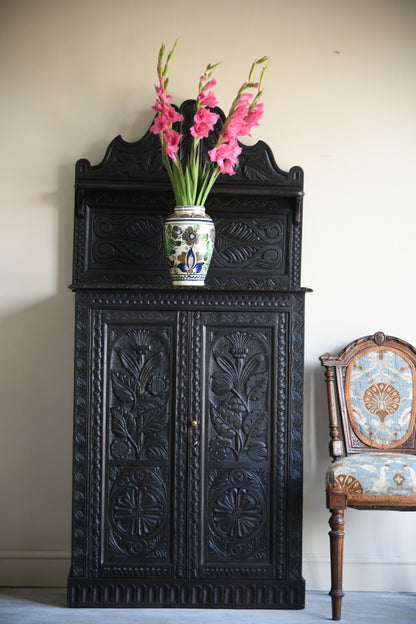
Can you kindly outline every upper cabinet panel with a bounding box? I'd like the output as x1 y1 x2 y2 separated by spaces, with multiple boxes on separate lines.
72 100 304 288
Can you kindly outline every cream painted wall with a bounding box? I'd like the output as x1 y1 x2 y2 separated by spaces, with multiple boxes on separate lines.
1 0 416 591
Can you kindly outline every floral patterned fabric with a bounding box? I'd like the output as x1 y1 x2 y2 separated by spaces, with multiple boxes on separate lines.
346 348 416 449
326 452 416 505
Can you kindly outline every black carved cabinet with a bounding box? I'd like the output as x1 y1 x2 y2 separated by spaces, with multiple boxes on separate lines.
68 101 308 608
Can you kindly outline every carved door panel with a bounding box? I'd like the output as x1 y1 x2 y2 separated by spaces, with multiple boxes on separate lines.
95 307 189 579
189 310 289 581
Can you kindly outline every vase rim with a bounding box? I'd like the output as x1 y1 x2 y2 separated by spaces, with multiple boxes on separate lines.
175 204 205 209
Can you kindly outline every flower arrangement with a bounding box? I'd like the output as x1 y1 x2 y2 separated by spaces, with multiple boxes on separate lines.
150 40 269 207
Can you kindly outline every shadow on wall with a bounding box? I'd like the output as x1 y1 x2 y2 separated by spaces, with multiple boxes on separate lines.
0 160 77 559
303 363 330 494
0 295 74 549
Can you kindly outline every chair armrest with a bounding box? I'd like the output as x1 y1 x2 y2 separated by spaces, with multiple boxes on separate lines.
320 356 344 461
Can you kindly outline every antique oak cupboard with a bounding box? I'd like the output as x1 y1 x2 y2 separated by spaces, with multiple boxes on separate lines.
68 101 308 609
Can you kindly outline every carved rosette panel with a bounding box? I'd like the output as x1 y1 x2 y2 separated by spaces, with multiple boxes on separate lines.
207 468 268 561
208 329 270 463
106 467 169 562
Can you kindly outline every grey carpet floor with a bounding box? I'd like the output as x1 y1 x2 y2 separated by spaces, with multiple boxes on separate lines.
0 588 415 623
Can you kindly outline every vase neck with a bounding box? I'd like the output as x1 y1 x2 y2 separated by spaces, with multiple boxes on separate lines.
174 205 206 216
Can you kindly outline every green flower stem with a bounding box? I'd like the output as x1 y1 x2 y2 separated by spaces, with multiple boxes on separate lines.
196 165 221 206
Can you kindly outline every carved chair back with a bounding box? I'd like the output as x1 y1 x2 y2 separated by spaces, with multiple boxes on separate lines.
320 331 416 461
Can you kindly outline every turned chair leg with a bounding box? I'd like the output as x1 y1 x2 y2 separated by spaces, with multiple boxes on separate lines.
328 504 346 620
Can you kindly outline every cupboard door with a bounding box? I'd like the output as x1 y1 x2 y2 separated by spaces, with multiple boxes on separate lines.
88 305 189 580
190 309 290 582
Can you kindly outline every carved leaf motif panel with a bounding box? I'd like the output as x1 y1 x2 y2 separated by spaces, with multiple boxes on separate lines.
211 213 287 273
91 212 164 268
85 204 170 284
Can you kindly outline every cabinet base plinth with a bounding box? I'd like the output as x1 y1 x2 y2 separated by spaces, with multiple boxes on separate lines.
67 578 305 609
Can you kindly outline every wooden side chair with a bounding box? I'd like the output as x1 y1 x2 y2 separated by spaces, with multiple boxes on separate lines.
320 331 416 620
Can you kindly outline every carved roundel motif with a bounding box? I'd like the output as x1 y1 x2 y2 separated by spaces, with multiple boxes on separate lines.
110 483 166 541
211 485 265 541
363 383 400 422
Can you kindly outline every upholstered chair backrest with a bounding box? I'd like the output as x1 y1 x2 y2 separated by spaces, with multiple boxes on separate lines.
322 332 416 457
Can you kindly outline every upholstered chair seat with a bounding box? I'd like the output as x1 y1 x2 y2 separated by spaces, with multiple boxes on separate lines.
326 452 416 506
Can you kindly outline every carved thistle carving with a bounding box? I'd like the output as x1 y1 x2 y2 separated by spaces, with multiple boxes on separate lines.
209 330 269 462
108 328 170 461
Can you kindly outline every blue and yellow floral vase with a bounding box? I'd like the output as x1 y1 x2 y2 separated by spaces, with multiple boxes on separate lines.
163 205 215 286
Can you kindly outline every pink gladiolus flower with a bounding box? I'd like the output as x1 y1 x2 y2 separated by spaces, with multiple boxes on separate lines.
150 84 184 136
241 102 264 136
235 92 252 110
151 100 183 123
164 129 182 159
208 140 242 175
154 85 173 104
197 90 218 108
150 102 183 134
150 115 170 134
190 107 220 139
196 74 218 108
222 115 245 142
218 159 238 175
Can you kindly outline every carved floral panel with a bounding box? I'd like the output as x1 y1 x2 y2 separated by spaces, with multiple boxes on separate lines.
208 329 270 463
108 328 171 461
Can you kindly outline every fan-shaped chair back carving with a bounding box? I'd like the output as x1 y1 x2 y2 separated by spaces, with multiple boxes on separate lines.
320 331 416 620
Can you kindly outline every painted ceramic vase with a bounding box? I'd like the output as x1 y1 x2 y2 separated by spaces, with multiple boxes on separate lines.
163 205 215 286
